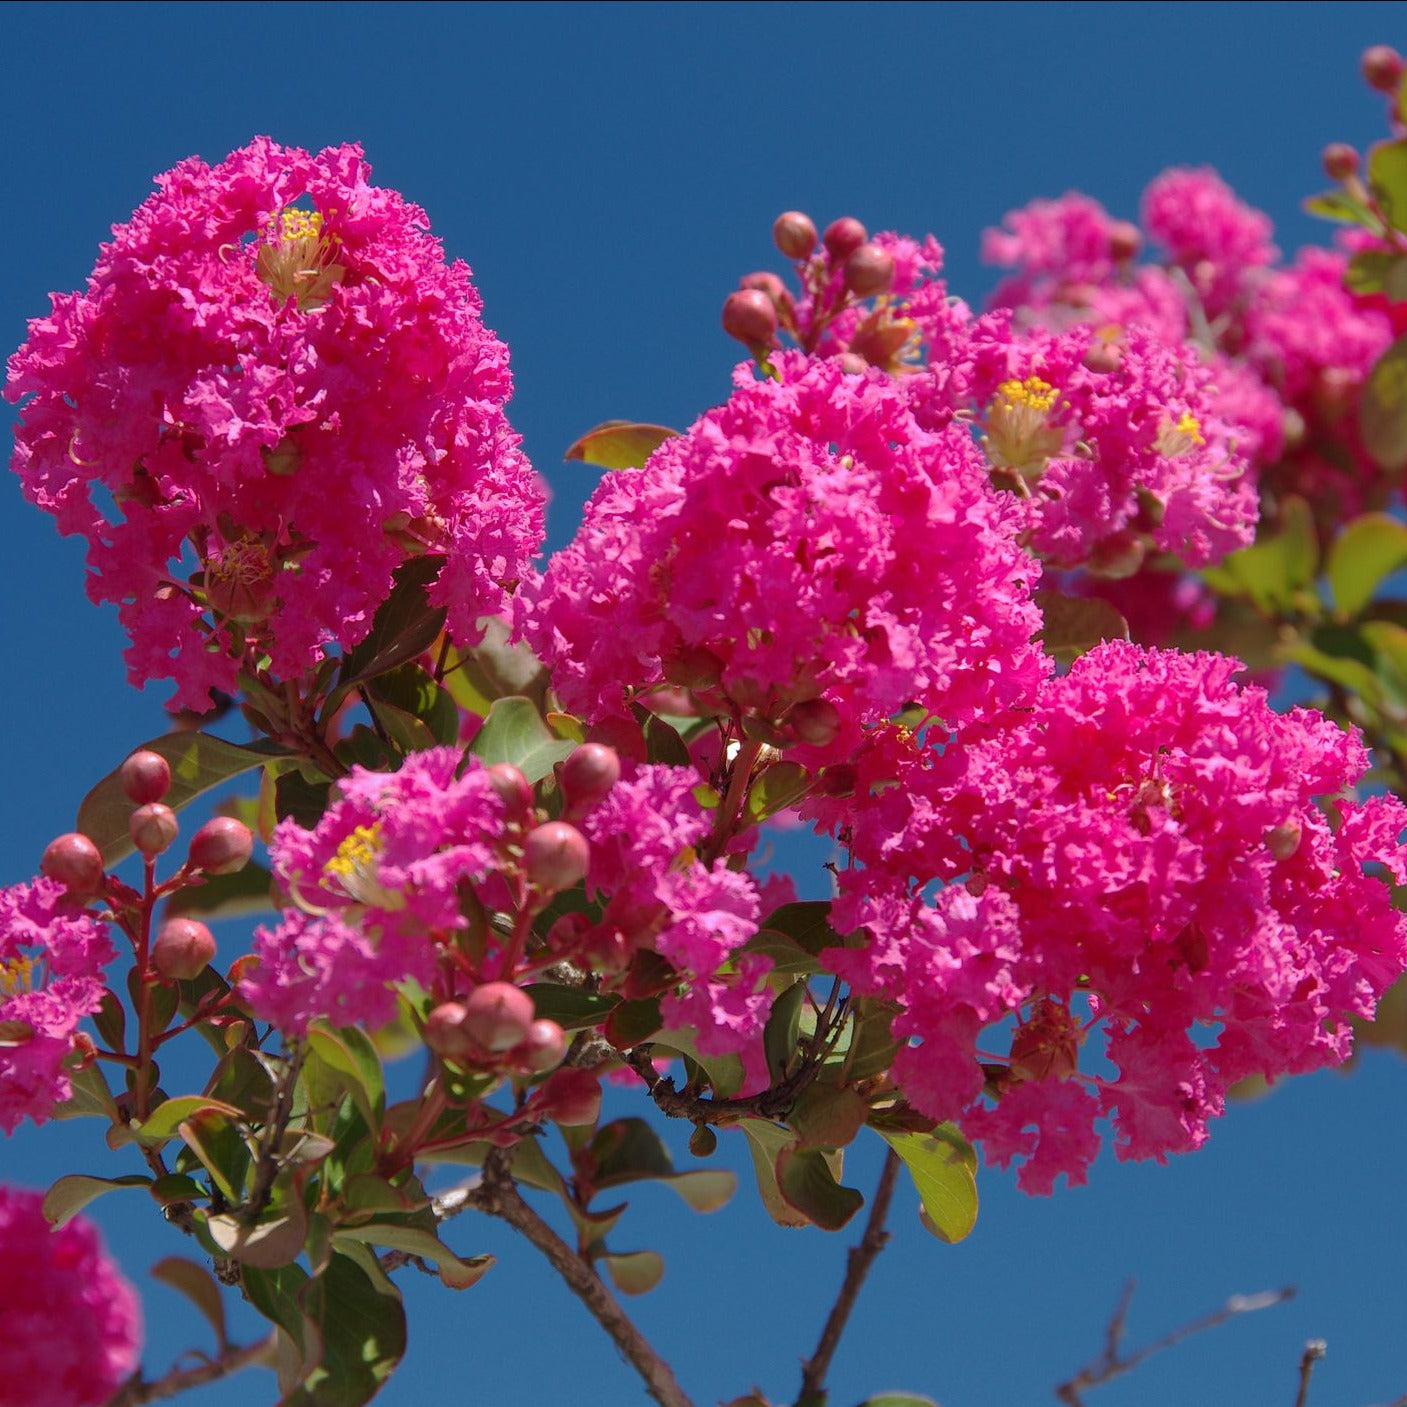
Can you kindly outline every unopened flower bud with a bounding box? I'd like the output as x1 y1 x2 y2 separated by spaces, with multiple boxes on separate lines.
1082 339 1124 374
822 216 867 262
40 833 105 896
1086 531 1146 580
1362 44 1404 93
561 743 622 812
539 1067 601 1126
1266 820 1303 860
773 210 817 260
462 982 536 1053
424 1001 477 1062
515 1019 568 1073
524 821 590 894
787 697 842 747
843 243 895 297
1322 142 1360 181
151 918 216 982
740 270 786 304
689 1123 718 1157
130 804 179 859
187 817 254 875
1107 221 1142 262
839 352 869 375
485 763 534 820
722 288 778 346
119 750 172 805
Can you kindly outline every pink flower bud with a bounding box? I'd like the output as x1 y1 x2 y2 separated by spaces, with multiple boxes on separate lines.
561 743 621 812
40 832 105 896
1082 340 1124 374
515 1019 568 1073
1362 44 1404 93
130 803 179 858
119 750 172 805
822 216 867 262
188 817 253 875
1108 221 1142 262
485 763 534 820
1322 143 1360 181
773 210 817 259
523 822 590 895
424 1001 477 1061
1266 821 1303 861
842 243 895 297
151 918 216 981
539 1067 601 1126
787 697 842 747
740 271 786 304
462 982 536 1053
722 288 778 346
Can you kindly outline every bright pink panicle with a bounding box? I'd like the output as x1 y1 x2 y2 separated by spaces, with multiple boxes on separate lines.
240 748 508 1034
6 138 545 710
827 642 1407 1193
982 193 1123 308
528 354 1048 743
0 879 115 1133
0 1186 141 1407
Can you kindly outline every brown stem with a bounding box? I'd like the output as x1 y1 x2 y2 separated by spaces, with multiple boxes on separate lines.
701 738 762 867
242 1044 305 1223
105 1334 272 1406
1293 1340 1326 1407
132 859 159 1122
795 1149 902 1407
472 1150 697 1407
625 1043 826 1125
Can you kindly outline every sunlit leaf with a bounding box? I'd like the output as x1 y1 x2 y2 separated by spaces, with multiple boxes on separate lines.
1327 514 1407 617
1362 334 1407 472
564 420 679 470
877 1125 979 1244
334 1224 494 1290
469 695 575 782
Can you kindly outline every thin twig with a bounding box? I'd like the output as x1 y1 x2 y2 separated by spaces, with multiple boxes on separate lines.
796 1148 903 1407
470 1149 698 1407
105 1334 273 1406
1294 1340 1326 1407
242 1043 306 1223
1055 1282 1295 1406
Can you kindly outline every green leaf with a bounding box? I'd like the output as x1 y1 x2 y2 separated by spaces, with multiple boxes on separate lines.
42 1173 150 1228
1303 189 1382 229
641 710 692 768
333 555 448 701
207 1197 309 1269
150 1172 206 1205
739 1119 811 1228
1344 248 1407 298
660 1168 736 1213
1362 334 1407 473
762 980 808 1083
741 928 823 975
604 996 664 1047
442 619 550 717
877 1125 979 1244
1368 138 1407 235
1328 513 1407 617
77 733 283 866
775 1144 864 1231
333 1224 494 1289
165 860 276 920
590 1117 675 1185
469 695 576 782
790 1084 869 1150
564 420 679 470
524 983 619 1030
132 1095 245 1148
51 1058 120 1122
853 1395 940 1407
151 1255 229 1350
366 663 460 749
179 1107 254 1204
1035 589 1129 664
600 1249 665 1296
306 1025 386 1131
746 761 811 823
1202 495 1319 613
757 901 861 959
653 1029 746 1098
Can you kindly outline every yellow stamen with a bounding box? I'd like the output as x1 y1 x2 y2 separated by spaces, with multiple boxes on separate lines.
1156 412 1206 457
0 955 35 998
322 824 404 910
256 206 346 311
984 376 1067 478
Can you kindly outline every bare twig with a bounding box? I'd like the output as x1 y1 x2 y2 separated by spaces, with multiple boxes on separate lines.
796 1148 902 1406
242 1043 305 1223
469 1149 698 1407
1055 1282 1295 1406
105 1334 273 1406
1294 1340 1326 1407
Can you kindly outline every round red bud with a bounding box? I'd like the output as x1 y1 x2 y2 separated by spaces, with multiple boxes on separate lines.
561 743 622 812
40 832 105 896
485 763 534 820
151 918 216 982
188 817 254 875
1322 143 1360 181
740 270 786 303
423 1001 477 1062
515 1019 568 1074
1266 821 1303 861
722 288 778 346
787 697 842 748
462 982 536 1053
1083 340 1124 374
130 804 179 859
523 822 590 894
773 210 817 260
540 1067 602 1126
119 750 172 805
1108 220 1142 262
842 243 895 297
689 1123 718 1158
822 216 867 261
1362 44 1404 93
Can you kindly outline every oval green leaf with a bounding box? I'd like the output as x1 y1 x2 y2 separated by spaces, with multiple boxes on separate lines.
1328 513 1407 617
469 695 576 782
151 1255 229 1350
1363 333 1407 472
42 1172 150 1228
334 1224 494 1290
564 420 680 470
878 1125 979 1244
601 1249 665 1296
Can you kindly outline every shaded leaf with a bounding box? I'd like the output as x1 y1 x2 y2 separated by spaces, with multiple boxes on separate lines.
469 695 575 782
166 860 276 921
790 1084 869 1150
1363 333 1407 472
877 1125 979 1244
334 1224 494 1290
739 1119 810 1228
775 1144 864 1231
42 1173 150 1228
762 980 808 1083
1035 589 1129 663
151 1255 229 1350
208 1199 309 1269
133 1095 245 1147
1202 495 1318 613
600 1249 665 1296
333 555 448 700
1368 137 1407 234
366 663 460 749
51 1059 120 1122
564 420 679 470
746 761 811 823
305 1025 386 1131
524 983 619 1030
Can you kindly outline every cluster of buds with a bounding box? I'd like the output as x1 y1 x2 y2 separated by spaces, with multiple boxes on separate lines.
424 981 569 1075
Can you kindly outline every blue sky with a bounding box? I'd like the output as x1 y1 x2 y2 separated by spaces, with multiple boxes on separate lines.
3 5 1406 1406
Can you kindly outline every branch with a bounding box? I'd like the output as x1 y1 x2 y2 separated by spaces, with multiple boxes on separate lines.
1294 1340 1326 1407
1055 1282 1295 1406
470 1149 698 1407
105 1334 273 1406
796 1148 902 1406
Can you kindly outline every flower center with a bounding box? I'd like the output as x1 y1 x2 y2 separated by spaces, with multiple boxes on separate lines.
256 206 346 311
204 536 276 624
322 824 403 909
0 954 35 998
1155 411 1206 457
984 376 1067 477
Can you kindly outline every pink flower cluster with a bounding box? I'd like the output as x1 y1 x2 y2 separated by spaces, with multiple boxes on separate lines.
241 748 510 1034
0 1185 141 1407
825 642 1407 1192
528 354 1048 745
6 138 545 710
0 880 114 1134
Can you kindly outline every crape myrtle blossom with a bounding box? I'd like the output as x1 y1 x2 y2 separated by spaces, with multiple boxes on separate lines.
0 1186 142 1407
0 879 114 1134
822 642 1407 1194
5 138 545 711
527 353 1048 749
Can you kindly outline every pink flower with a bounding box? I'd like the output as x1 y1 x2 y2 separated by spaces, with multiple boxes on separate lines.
0 1185 141 1407
982 193 1122 308
6 138 544 710
0 880 115 1133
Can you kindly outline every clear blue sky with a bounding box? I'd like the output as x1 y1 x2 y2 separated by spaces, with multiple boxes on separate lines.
3 5 1405 1406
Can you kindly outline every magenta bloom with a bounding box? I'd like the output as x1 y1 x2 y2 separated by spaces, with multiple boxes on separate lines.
6 138 545 710
529 354 1047 745
0 1186 141 1407
0 880 115 1133
827 643 1407 1192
